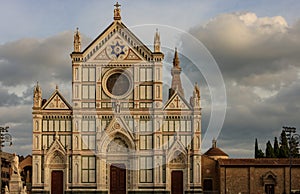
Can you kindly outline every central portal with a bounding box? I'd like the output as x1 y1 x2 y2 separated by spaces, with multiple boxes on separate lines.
110 163 126 194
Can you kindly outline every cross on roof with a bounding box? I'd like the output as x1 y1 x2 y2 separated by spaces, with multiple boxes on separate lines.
114 2 121 9
54 96 61 107
174 96 180 108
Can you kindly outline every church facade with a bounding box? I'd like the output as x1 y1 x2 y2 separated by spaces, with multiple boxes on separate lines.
32 3 202 194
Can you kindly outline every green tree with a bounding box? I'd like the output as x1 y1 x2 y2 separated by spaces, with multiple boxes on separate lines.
290 136 300 158
279 130 289 158
273 137 280 157
255 138 264 158
266 140 275 158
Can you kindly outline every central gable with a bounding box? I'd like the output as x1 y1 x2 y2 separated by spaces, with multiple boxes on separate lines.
82 22 153 63
90 34 143 62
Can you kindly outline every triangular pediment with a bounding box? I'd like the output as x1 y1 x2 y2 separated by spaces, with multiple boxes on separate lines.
45 135 67 164
46 135 67 156
105 116 134 141
164 91 191 110
42 89 72 110
167 137 187 162
82 21 153 63
98 116 136 153
90 34 143 62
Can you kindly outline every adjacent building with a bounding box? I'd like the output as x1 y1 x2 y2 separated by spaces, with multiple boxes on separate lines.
32 3 202 194
202 141 300 194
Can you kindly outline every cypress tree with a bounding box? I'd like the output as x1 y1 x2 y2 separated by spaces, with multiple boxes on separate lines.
290 136 299 158
255 138 264 158
274 137 280 158
266 140 275 158
279 130 289 158
255 138 259 158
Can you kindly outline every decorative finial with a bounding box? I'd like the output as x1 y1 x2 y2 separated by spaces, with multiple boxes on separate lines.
194 82 200 98
173 47 180 68
114 2 121 20
212 138 217 148
56 85 59 90
73 27 81 52
55 131 59 140
154 28 161 52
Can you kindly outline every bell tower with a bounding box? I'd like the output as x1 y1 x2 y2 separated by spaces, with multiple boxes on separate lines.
169 48 184 98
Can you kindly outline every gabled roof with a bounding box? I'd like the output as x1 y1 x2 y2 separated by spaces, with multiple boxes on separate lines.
41 88 72 110
77 21 155 62
164 90 192 110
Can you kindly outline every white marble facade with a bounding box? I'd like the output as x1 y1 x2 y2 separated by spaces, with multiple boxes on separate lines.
32 3 202 194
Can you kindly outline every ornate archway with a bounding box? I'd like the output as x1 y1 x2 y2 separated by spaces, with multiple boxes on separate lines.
43 138 67 193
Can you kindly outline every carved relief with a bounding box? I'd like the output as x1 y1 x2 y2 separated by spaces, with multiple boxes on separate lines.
51 151 65 164
170 151 186 164
107 137 129 153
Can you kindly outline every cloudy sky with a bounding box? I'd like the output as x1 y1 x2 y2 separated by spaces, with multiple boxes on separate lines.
0 0 299 157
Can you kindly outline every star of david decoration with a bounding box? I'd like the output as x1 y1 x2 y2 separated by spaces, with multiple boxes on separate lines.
106 39 128 60
111 42 125 58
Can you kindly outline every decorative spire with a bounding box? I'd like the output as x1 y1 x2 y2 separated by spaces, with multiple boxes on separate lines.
173 47 180 68
194 82 200 98
190 82 201 108
154 28 161 52
114 2 121 21
169 48 184 98
73 27 81 52
33 82 42 108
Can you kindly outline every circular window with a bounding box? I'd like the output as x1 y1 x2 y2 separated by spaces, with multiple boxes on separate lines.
102 69 132 99
107 73 130 96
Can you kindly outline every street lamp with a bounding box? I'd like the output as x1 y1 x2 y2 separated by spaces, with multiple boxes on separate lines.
0 126 12 194
283 126 299 194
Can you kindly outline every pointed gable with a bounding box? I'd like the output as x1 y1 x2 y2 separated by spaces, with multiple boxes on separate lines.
98 116 136 153
167 137 188 163
164 91 191 110
42 89 72 110
89 34 143 62
104 116 134 141
80 21 153 63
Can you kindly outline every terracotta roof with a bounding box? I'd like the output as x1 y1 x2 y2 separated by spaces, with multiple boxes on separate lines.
218 158 300 166
204 147 229 157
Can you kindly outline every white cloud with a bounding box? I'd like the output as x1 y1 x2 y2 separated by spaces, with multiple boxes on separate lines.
188 12 300 157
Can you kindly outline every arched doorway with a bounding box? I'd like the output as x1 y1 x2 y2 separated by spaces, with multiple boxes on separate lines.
45 149 66 194
106 137 130 194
